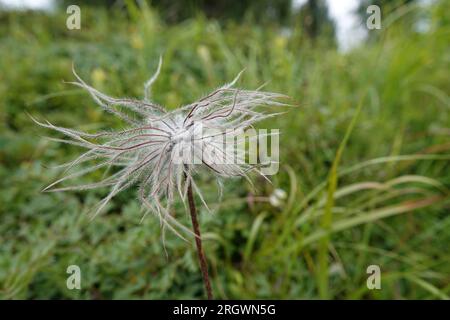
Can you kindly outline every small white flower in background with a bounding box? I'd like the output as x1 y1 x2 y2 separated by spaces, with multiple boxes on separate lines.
329 263 346 278
269 188 287 207
32 57 288 238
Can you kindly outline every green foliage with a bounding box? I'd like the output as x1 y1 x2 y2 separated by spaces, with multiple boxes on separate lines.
0 1 449 299
294 0 336 45
60 0 294 25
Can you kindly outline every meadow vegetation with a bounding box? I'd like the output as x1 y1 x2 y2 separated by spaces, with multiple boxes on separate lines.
0 1 449 299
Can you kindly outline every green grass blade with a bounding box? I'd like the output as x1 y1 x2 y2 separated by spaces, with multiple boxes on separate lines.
317 92 366 299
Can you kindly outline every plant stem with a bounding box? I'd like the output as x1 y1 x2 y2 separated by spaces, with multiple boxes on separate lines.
187 180 213 300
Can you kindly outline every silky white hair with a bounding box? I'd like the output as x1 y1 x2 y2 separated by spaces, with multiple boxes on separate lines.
33 58 288 239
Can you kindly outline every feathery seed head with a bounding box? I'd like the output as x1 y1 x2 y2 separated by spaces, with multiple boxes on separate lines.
33 58 288 237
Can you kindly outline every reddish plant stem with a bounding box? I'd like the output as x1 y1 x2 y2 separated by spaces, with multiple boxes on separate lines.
187 180 213 300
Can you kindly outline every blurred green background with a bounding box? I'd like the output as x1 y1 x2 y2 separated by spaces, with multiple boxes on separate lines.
0 0 449 299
